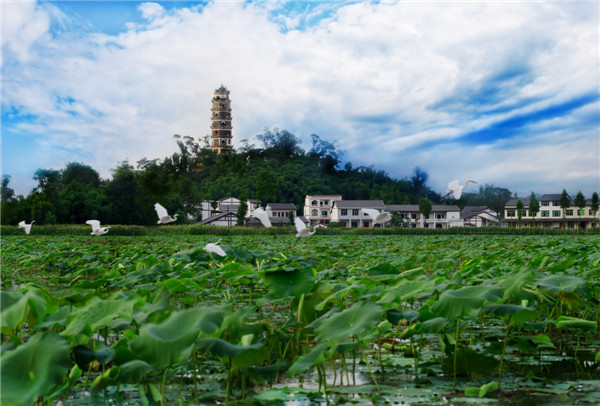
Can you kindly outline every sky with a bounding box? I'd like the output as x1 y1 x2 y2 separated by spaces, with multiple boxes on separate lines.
2 0 599 198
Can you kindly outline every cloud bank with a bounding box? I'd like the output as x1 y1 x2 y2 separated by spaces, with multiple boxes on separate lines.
2 1 598 196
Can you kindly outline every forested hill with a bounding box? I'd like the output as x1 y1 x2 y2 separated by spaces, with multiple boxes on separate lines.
1 129 512 225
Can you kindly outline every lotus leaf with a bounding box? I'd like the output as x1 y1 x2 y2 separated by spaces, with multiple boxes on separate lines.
263 267 315 299
430 285 504 320
537 274 587 294
0 332 71 406
315 301 383 342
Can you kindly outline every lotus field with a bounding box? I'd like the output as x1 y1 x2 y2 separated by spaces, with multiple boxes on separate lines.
2 234 600 405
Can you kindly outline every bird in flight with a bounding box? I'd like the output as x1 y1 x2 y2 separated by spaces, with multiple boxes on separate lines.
250 207 272 228
155 203 179 224
18 220 34 235
441 180 476 200
86 220 110 236
362 208 392 227
203 240 227 257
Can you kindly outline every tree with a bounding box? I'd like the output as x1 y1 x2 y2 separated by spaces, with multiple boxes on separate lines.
418 198 432 228
237 192 248 226
591 192 599 227
1 175 15 202
255 168 278 205
528 193 540 227
559 189 571 228
288 210 295 225
516 199 524 228
573 191 586 228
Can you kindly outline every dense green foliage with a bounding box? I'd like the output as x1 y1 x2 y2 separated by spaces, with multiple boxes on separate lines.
1 129 514 226
1 235 600 405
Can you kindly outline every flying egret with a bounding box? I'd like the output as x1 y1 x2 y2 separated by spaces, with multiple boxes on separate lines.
86 220 110 236
155 202 179 224
204 240 227 257
250 207 272 228
441 179 476 201
18 220 34 235
294 217 318 238
362 208 392 227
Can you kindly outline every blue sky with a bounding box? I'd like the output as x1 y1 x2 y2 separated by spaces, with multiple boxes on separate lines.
2 0 599 198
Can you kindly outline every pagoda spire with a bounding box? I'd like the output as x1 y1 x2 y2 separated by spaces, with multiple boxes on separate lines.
210 85 232 154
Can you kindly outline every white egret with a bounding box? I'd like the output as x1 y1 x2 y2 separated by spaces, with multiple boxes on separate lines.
294 217 317 238
250 207 272 228
155 202 179 224
18 220 34 235
204 240 227 257
441 179 476 200
86 220 110 236
362 208 392 227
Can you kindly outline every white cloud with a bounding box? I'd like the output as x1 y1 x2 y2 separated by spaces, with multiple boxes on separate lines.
2 1 598 196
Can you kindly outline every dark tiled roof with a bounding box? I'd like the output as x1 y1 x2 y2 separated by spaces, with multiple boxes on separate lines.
460 206 498 219
267 203 297 210
334 200 385 209
385 204 460 212
198 212 239 225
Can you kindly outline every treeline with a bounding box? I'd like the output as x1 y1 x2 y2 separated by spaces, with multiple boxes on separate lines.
1 128 512 225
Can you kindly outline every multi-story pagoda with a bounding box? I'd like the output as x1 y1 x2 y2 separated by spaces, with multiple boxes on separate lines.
210 85 233 154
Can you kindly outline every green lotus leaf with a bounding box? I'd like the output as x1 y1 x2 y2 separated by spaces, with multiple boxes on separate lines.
430 285 504 320
119 360 157 383
1 287 51 333
422 317 450 333
196 337 266 368
315 301 383 342
73 340 115 370
287 341 336 377
62 294 138 337
386 309 419 324
1 332 71 406
91 365 120 391
378 279 436 304
481 304 538 324
556 316 596 331
537 274 587 294
263 267 315 299
130 306 226 369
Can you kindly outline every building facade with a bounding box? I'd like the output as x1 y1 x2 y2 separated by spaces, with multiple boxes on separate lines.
210 85 233 154
504 194 598 229
460 206 499 227
330 200 386 228
385 205 462 228
304 195 342 225
266 203 297 219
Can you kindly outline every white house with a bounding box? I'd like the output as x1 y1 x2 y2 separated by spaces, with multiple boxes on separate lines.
304 195 342 225
330 200 386 228
215 196 259 215
266 203 297 218
460 206 499 227
504 194 598 229
385 204 462 228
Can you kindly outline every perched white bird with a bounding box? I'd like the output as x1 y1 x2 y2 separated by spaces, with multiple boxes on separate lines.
250 207 272 228
362 209 392 227
204 240 227 257
155 203 179 224
442 179 476 200
86 220 110 236
18 220 34 235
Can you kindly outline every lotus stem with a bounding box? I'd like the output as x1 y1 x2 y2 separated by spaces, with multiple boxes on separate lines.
225 358 232 406
161 367 169 406
498 315 511 391
452 319 461 392
391 320 402 353
360 345 380 395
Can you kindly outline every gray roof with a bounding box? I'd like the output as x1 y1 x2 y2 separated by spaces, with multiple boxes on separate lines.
385 204 460 212
198 212 239 225
334 200 385 209
267 203 297 210
460 206 498 219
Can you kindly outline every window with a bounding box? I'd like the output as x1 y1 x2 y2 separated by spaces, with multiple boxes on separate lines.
541 201 550 206
312 200 317 206
552 210 561 217
311 209 317 216
590 209 595 216
520 210 527 217
324 200 329 206
506 210 515 217
411 213 417 219
541 210 550 217
436 213 445 219
341 209 348 216
352 209 359 216
578 209 585 216
321 210 328 217
566 209 573 216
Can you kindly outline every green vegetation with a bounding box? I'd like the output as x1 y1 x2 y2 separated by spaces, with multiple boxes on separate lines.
2 235 600 405
1 129 513 226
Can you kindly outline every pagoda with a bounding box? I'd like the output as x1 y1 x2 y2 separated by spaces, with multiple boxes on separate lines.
210 85 233 154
